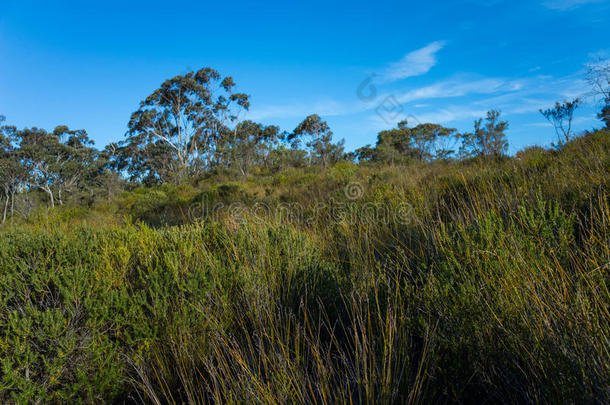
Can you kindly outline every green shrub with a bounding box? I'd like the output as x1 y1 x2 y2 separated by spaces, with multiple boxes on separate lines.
0 130 609 403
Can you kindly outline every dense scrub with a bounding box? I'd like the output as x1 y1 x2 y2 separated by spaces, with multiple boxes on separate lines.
0 130 609 403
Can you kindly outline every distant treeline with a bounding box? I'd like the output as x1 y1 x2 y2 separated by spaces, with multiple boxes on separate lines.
1 63 609 221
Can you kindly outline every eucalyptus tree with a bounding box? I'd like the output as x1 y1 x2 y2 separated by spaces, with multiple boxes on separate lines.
459 110 508 157
51 126 99 204
93 144 126 201
0 116 26 222
375 120 412 165
112 139 176 184
360 120 457 164
409 123 458 161
349 144 377 163
219 120 280 175
266 130 309 170
540 98 581 144
290 114 344 167
586 61 610 128
16 127 60 207
17 126 98 208
119 67 250 182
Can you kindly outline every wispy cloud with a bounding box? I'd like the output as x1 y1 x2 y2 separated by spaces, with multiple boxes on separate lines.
247 66 592 132
541 0 607 11
367 104 488 131
406 106 488 124
381 41 446 82
394 76 522 104
526 115 597 128
472 74 589 113
366 71 593 133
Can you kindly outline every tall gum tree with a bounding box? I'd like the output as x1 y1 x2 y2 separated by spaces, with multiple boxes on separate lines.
290 114 344 167
119 67 250 183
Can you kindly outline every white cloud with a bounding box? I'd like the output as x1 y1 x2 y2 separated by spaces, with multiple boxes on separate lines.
367 104 488 132
541 0 607 10
381 41 446 82
472 74 590 114
365 71 594 134
526 121 554 128
409 106 488 124
526 115 597 128
247 66 593 132
394 76 522 104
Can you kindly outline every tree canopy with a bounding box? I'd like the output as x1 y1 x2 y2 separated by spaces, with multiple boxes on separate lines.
354 120 458 164
117 67 250 183
459 110 508 157
290 114 345 167
540 98 581 144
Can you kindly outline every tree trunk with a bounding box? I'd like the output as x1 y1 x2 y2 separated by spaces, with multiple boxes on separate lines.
10 189 15 220
46 187 55 209
2 194 7 224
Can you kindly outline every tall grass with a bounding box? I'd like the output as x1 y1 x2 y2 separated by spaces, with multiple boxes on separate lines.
0 130 608 403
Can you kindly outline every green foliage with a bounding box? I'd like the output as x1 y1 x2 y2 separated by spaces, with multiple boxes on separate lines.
328 160 357 183
540 98 581 144
460 109 509 157
117 67 250 183
516 145 553 172
290 114 345 167
0 222 340 403
117 183 203 226
358 120 458 164
0 129 609 403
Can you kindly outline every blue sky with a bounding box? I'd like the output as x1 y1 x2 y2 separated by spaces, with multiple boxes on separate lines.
0 0 608 153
